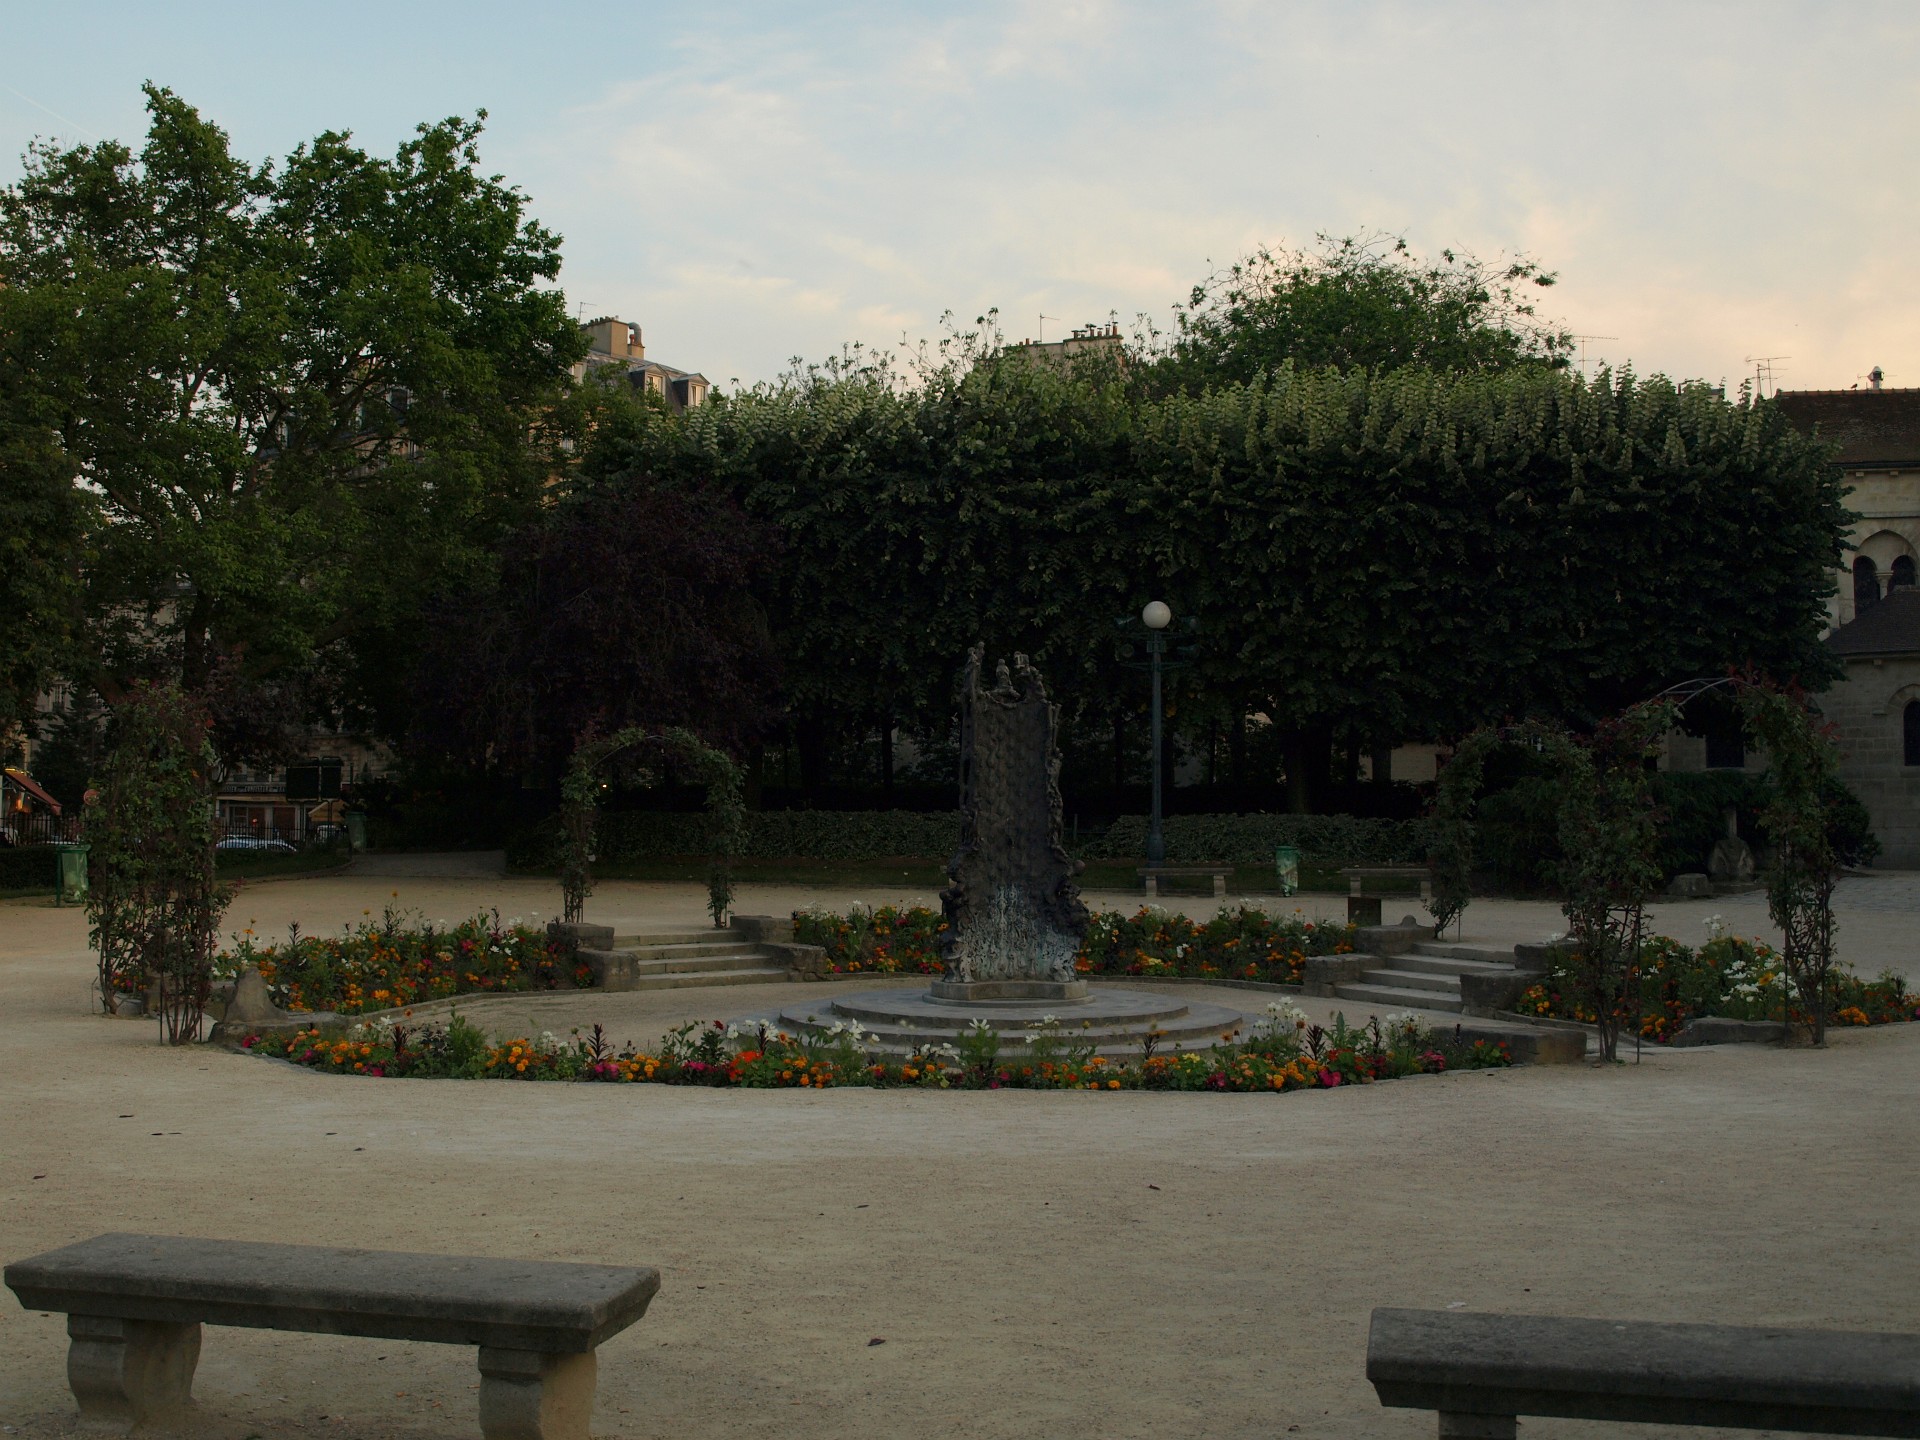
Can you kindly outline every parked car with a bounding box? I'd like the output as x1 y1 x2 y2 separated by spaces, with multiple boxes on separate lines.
215 837 298 854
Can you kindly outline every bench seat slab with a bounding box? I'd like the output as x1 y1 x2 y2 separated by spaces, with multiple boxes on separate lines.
5 1233 659 1353
1369 1308 1920 1438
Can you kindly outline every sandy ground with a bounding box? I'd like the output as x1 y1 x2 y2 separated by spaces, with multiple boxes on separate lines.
2 869 1918 1440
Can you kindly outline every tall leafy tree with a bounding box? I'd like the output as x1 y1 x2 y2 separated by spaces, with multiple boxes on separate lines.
1150 233 1572 393
0 373 89 732
0 85 583 756
623 353 1844 810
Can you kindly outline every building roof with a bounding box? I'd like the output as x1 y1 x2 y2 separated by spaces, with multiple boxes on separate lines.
2 767 61 814
1827 587 1920 658
1773 388 1920 468
630 359 708 386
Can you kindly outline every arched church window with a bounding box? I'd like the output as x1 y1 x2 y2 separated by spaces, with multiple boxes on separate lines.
1855 556 1881 611
1892 555 1916 592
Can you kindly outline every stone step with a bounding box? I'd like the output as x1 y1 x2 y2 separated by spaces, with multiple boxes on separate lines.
1360 967 1462 995
1410 942 1517 967
612 932 731 951
630 952 771 976
1332 981 1465 1013
627 967 790 991
774 1017 1244 1060
1392 952 1522 979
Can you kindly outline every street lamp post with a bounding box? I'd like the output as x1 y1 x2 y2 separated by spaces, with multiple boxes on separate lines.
1141 600 1172 867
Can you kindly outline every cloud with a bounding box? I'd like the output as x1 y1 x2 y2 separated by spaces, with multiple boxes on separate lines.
476 4 1920 387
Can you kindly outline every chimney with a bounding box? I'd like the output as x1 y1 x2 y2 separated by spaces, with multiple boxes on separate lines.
1870 366 1885 391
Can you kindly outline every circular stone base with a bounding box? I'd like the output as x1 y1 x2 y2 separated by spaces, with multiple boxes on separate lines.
771 986 1250 1059
925 978 1089 1004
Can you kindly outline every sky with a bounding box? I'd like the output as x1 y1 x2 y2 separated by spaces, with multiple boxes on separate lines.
4 1 1916 394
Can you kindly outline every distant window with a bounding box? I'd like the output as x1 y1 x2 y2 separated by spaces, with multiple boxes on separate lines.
1906 702 1920 767
1894 555 1916 592
1705 729 1746 770
1855 556 1882 611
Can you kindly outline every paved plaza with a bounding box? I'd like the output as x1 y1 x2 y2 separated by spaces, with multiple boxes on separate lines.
2 869 1917 1438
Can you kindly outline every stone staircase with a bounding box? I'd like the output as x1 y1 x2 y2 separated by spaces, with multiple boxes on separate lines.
1333 942 1525 1015
579 929 791 992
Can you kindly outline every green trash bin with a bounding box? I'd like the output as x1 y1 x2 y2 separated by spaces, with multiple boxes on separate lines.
54 843 89 906
1273 845 1301 897
344 811 368 853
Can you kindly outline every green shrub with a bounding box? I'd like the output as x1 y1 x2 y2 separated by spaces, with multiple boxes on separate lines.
0 845 60 890
1077 813 1435 867
1471 775 1563 893
1648 770 1768 877
510 809 962 868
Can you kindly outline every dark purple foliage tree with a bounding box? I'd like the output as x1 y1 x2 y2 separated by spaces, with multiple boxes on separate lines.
410 478 780 774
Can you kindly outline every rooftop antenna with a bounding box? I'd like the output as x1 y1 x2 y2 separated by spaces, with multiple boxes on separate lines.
1039 314 1061 343
1745 355 1790 398
1569 334 1617 375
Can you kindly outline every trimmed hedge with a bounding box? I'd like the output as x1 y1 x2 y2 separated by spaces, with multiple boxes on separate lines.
1077 813 1436 867
508 808 1434 870
0 845 60 890
510 809 964 868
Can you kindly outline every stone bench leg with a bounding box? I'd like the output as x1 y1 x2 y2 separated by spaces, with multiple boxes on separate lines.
1143 875 1159 897
1212 874 1227 897
478 1346 596 1440
1438 1412 1515 1439
66 1314 201 1428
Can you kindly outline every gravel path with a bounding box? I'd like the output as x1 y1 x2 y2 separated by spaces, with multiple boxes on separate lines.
2 872 1917 1440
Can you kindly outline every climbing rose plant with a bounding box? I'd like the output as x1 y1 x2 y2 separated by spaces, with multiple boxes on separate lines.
85 684 232 1041
559 726 744 927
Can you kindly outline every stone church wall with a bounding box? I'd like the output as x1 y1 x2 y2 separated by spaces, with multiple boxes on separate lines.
1823 654 1920 867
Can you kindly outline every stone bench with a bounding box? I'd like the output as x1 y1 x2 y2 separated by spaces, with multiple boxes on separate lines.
1137 864 1231 897
4 1233 660 1440
1367 1306 1920 1437
1341 866 1433 926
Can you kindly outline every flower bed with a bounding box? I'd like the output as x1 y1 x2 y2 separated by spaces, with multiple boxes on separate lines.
217 907 589 1015
240 1005 1512 1092
791 902 1353 984
1516 921 1919 1041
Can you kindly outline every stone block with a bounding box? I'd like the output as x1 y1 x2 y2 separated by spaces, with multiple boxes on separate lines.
1669 1016 1787 1047
1458 971 1534 1017
1353 918 1429 955
1666 871 1713 898
478 1347 596 1440
1510 942 1555 974
768 942 830 979
209 968 338 1042
1302 954 1374 997
728 914 791 943
1449 1023 1584 1065
547 921 614 952
65 1314 200 1428
578 949 636 990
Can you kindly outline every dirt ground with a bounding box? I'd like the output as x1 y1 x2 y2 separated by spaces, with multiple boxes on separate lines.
2 869 1917 1439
